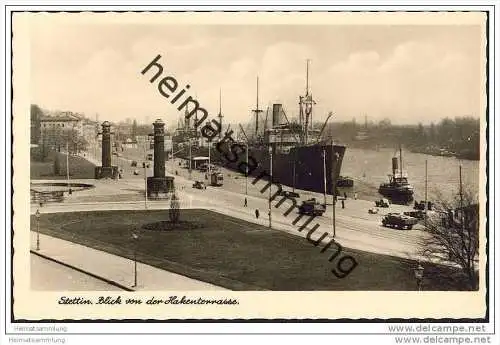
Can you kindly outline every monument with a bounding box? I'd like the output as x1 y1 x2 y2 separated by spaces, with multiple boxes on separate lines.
94 121 119 179
147 119 174 198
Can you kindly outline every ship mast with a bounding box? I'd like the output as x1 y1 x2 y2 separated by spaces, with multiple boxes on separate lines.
252 77 263 139
400 144 403 180
301 59 315 145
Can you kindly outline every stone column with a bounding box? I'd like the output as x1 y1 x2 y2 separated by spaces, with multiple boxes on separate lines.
153 119 165 178
101 121 112 168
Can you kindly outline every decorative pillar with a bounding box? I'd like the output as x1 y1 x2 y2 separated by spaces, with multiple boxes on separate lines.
101 121 112 168
94 121 118 179
153 119 165 178
146 118 174 198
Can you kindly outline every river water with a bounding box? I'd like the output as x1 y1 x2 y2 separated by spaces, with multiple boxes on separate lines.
340 147 481 203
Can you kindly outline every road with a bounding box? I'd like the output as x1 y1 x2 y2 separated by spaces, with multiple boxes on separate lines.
31 253 123 291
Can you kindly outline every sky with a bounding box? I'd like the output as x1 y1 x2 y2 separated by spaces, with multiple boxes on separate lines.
30 21 484 129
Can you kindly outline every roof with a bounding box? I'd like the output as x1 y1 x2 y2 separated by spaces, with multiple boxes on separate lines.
40 111 81 122
192 156 210 161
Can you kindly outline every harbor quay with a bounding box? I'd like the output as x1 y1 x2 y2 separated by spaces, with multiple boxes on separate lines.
30 147 472 291
32 149 427 259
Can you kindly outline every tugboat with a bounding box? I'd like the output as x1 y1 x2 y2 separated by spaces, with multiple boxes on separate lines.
378 146 414 202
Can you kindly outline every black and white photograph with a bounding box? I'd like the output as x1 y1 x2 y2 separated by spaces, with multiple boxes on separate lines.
5 5 497 340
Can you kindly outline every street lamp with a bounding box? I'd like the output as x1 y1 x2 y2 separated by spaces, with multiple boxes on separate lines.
268 145 273 229
35 208 41 251
245 141 249 198
206 122 212 178
332 149 339 239
143 133 154 209
414 263 424 291
131 232 139 288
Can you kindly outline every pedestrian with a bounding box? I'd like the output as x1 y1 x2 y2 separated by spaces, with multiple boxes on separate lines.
341 199 345 209
354 192 358 200
255 209 259 219
344 192 347 199
244 197 248 207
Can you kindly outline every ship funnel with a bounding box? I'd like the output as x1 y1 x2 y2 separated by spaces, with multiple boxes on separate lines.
272 104 282 127
392 157 398 175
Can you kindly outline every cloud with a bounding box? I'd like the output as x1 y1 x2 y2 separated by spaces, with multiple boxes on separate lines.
29 23 482 128
322 41 479 123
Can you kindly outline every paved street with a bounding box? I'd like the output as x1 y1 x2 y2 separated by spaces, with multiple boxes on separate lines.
30 232 228 291
31 253 123 291
31 149 430 262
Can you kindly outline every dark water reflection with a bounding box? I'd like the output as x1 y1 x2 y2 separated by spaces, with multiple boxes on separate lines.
341 147 481 202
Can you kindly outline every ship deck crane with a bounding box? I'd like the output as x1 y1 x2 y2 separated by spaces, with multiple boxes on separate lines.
316 111 334 143
238 124 249 143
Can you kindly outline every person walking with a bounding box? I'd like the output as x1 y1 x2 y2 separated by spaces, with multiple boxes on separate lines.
354 192 358 200
341 199 345 209
255 209 260 219
244 197 248 207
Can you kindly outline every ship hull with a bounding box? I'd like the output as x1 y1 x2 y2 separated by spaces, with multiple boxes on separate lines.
174 142 346 195
378 185 414 202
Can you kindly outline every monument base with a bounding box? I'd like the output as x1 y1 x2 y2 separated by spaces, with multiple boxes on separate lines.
147 176 175 199
95 166 119 179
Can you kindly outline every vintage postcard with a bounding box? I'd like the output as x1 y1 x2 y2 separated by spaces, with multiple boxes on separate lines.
11 10 490 322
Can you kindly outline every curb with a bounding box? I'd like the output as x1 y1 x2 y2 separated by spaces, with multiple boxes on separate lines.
30 249 135 292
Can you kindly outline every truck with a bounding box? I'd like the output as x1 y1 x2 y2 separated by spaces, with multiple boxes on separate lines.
298 198 326 216
210 172 224 187
381 213 418 230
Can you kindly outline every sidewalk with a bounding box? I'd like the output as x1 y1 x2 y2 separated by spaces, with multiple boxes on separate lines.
30 231 228 291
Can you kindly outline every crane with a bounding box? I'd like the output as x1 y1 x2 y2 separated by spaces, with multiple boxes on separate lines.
316 111 334 143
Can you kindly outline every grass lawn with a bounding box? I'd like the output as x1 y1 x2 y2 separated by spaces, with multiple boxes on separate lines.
31 151 96 180
31 209 470 291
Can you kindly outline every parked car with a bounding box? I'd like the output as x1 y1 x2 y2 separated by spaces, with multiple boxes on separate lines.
368 208 379 214
192 181 206 189
382 213 418 230
279 190 300 198
375 198 390 208
298 198 326 216
403 210 425 219
133 169 139 175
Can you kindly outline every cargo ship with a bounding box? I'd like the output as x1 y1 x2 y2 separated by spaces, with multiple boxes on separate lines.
173 61 347 196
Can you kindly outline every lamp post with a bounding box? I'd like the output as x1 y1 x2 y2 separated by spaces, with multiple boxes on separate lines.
131 232 139 288
35 208 41 251
268 146 272 229
414 263 424 291
322 149 327 206
207 125 211 178
66 141 70 193
245 142 249 197
332 148 339 238
189 137 193 180
424 159 428 227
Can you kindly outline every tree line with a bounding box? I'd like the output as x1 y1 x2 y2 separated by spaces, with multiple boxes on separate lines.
324 116 480 159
